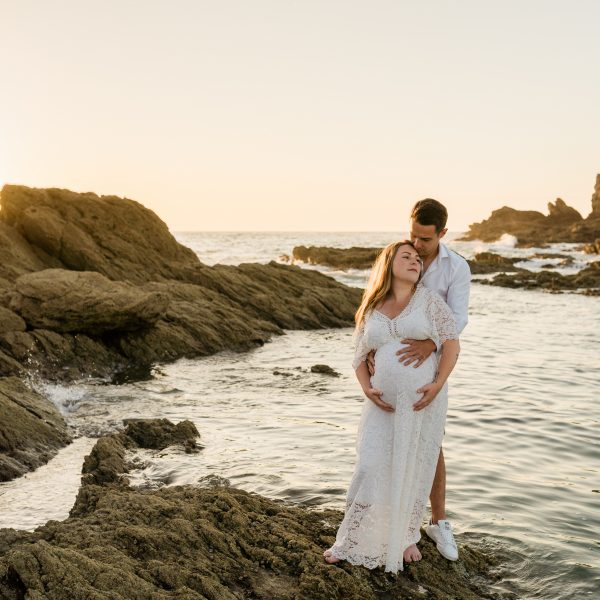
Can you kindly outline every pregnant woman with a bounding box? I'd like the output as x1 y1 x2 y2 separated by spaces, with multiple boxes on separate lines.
323 240 460 573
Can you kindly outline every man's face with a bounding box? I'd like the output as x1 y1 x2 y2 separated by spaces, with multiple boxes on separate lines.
409 219 446 259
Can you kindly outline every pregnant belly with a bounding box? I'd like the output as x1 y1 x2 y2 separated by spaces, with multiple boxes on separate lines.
371 341 436 399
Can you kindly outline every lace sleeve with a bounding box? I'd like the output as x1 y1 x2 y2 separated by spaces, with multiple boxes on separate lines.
351 318 370 370
425 290 458 346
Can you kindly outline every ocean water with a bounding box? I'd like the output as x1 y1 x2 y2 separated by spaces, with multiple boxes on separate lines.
0 232 598 599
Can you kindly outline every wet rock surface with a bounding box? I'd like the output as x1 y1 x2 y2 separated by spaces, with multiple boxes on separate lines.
0 377 70 482
310 364 341 377
0 420 508 600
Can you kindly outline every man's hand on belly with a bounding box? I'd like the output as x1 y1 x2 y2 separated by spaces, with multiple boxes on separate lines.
397 339 437 367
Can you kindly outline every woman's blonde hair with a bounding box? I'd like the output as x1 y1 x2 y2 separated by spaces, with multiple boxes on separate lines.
355 240 421 328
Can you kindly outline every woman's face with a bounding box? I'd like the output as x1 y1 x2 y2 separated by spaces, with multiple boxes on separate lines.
391 244 422 284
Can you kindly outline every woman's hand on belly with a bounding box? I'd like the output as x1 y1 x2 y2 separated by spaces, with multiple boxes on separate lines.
412 382 442 411
364 387 395 412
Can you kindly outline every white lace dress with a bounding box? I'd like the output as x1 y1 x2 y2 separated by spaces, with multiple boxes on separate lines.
328 283 458 573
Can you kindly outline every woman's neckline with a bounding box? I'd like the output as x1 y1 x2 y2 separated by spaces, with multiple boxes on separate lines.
373 284 421 321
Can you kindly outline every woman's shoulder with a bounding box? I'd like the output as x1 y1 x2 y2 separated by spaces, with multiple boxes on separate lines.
416 282 435 301
417 283 442 302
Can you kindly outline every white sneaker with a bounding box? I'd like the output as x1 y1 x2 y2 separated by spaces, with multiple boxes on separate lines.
425 519 459 561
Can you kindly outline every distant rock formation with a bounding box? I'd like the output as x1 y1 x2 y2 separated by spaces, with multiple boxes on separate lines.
481 260 600 293
468 252 523 274
294 245 527 276
458 174 600 245
583 239 600 254
293 245 381 269
592 174 600 216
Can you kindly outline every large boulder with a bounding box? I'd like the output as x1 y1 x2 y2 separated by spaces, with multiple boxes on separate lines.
8 269 170 334
0 185 202 283
0 377 70 481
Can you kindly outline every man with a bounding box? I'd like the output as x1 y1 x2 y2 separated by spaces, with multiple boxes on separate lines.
367 198 470 561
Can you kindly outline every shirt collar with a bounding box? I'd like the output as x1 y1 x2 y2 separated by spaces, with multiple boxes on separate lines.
423 243 448 277
438 242 450 260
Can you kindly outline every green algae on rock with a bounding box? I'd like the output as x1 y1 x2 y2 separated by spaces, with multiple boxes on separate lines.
0 420 508 600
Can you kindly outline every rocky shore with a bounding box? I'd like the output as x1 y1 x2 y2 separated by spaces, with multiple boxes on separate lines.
0 184 507 598
0 185 361 383
0 419 507 600
0 183 360 479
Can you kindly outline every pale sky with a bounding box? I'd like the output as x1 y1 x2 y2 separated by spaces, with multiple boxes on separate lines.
1 0 599 231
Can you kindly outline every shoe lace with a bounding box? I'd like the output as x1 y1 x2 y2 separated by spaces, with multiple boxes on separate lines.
439 522 457 548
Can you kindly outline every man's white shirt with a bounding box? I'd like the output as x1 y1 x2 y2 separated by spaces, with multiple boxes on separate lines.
420 242 471 335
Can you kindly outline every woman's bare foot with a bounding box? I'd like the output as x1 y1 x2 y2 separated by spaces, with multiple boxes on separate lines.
403 544 422 563
323 549 341 564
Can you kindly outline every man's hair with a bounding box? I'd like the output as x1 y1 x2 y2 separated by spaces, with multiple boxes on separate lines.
410 198 448 233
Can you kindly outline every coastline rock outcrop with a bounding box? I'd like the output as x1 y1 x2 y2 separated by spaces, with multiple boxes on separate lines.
0 377 70 482
0 185 201 284
0 421 506 599
0 185 362 381
459 174 600 245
